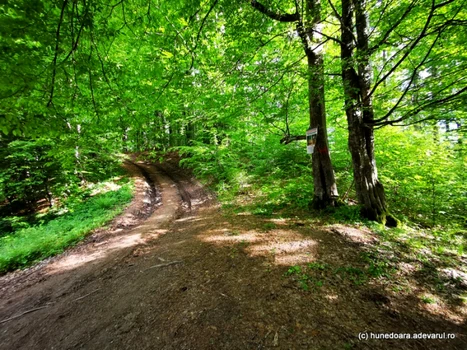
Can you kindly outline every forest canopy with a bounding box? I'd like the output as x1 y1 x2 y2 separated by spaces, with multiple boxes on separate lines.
0 0 466 228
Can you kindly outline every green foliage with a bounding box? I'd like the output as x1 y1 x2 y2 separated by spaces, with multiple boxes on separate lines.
0 180 133 273
335 266 367 285
360 252 395 279
0 137 64 211
420 295 436 304
326 205 363 223
376 126 466 226
285 263 326 291
0 131 126 220
0 0 465 250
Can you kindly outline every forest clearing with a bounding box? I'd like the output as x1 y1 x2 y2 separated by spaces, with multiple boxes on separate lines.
0 0 466 349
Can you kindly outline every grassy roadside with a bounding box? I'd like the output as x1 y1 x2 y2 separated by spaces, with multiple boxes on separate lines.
0 179 133 274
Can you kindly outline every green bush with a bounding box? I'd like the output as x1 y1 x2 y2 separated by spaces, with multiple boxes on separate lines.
0 181 133 273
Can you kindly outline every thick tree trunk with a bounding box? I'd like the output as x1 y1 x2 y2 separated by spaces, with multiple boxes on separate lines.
306 54 339 208
302 0 338 208
340 0 397 226
346 111 388 222
250 0 338 208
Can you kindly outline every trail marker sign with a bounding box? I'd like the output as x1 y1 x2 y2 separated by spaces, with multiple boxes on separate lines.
306 128 318 154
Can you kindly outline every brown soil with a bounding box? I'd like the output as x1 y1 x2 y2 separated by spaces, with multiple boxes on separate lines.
0 160 465 350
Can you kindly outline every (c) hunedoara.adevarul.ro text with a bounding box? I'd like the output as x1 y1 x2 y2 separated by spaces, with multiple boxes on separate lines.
358 332 456 340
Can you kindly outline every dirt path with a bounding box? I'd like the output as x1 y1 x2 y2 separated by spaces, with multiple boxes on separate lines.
0 161 465 350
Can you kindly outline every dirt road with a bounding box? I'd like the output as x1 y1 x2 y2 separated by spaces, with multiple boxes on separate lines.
0 160 465 350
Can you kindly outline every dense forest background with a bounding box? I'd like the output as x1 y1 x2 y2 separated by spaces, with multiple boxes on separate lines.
0 0 465 232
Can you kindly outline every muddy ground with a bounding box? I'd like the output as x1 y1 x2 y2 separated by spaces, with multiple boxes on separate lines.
0 159 465 350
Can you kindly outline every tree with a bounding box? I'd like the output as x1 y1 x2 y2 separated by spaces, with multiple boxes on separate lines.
250 0 339 208
336 0 466 224
339 0 393 224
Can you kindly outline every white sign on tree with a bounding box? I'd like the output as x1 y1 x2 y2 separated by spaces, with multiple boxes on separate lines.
306 128 318 154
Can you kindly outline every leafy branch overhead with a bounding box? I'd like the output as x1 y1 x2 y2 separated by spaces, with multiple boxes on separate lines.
0 0 465 226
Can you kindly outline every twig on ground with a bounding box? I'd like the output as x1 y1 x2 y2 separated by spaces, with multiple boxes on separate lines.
144 261 182 271
0 305 50 324
73 289 100 302
0 288 101 324
273 331 279 347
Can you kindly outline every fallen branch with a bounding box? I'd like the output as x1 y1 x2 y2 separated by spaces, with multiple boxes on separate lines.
0 288 102 325
0 305 50 324
145 261 182 271
73 289 100 302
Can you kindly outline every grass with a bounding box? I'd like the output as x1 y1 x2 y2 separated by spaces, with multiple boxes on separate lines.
420 295 436 304
0 180 133 274
285 264 327 291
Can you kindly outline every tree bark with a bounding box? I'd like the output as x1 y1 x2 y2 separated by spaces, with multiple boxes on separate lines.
303 0 339 207
251 0 338 208
340 0 397 226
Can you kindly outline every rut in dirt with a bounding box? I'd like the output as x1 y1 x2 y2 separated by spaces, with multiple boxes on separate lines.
0 160 466 350
0 159 222 350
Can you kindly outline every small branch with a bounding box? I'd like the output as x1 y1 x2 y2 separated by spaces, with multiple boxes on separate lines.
310 28 344 45
373 28 443 123
0 305 50 324
250 0 299 22
372 85 467 127
144 261 183 270
369 3 436 97
341 179 355 201
189 0 219 71
369 0 417 54
47 0 69 107
154 72 175 103
73 289 100 302
280 135 306 144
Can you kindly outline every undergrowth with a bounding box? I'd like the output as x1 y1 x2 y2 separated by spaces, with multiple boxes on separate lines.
0 178 133 274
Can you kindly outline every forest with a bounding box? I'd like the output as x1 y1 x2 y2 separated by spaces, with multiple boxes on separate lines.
0 0 466 348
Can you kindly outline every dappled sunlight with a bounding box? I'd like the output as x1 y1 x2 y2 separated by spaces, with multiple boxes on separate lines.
247 238 318 265
89 181 123 196
47 232 146 273
43 165 181 276
325 294 339 302
272 252 316 265
199 226 319 266
201 229 262 244
263 218 289 226
174 215 206 223
248 239 316 255
415 291 467 325
328 224 378 245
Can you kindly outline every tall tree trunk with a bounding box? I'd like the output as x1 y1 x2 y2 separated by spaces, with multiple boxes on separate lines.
250 0 338 208
300 0 339 208
340 0 397 226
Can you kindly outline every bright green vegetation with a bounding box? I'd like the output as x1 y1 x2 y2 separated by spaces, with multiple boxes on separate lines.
0 1 465 274
285 252 396 291
183 125 466 228
0 179 133 273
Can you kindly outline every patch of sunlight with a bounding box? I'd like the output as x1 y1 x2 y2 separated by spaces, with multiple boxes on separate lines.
415 292 467 323
273 253 316 265
175 216 206 223
265 218 288 225
248 239 318 265
48 233 145 273
439 268 467 288
202 229 262 243
248 240 317 255
325 294 339 302
329 224 378 244
90 181 122 196
200 227 319 266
